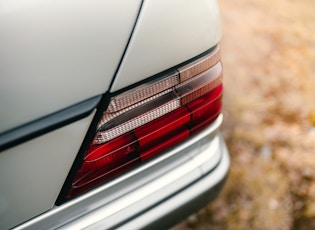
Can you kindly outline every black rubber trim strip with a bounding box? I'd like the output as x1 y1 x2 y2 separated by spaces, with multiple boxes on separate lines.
0 95 102 152
56 0 145 206
55 93 111 205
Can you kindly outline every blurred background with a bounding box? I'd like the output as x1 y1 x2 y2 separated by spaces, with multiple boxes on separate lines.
175 0 315 229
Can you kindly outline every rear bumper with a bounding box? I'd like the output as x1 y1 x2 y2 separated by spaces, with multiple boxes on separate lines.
15 115 230 230
116 136 229 230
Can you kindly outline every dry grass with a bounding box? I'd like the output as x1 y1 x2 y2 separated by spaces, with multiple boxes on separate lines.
174 0 315 229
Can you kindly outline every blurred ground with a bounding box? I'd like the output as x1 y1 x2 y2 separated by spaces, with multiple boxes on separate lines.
174 0 315 229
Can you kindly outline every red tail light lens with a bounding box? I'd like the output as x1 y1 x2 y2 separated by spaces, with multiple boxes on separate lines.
65 46 223 199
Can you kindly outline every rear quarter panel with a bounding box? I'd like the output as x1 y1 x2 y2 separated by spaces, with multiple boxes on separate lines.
0 0 222 228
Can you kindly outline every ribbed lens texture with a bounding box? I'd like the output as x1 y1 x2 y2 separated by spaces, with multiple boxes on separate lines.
107 72 179 113
66 47 223 199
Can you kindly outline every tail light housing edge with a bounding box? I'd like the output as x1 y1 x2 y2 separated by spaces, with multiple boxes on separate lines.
57 45 223 203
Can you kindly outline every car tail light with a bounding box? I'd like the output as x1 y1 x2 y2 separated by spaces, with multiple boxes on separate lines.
62 46 223 200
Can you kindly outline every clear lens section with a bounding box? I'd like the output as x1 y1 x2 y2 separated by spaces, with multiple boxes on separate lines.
177 62 222 104
177 45 220 82
97 89 174 130
94 62 222 145
94 95 181 144
107 72 179 113
66 46 223 199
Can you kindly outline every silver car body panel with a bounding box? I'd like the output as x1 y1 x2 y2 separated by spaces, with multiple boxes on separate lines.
111 0 221 91
14 115 229 230
0 0 142 133
0 113 95 230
